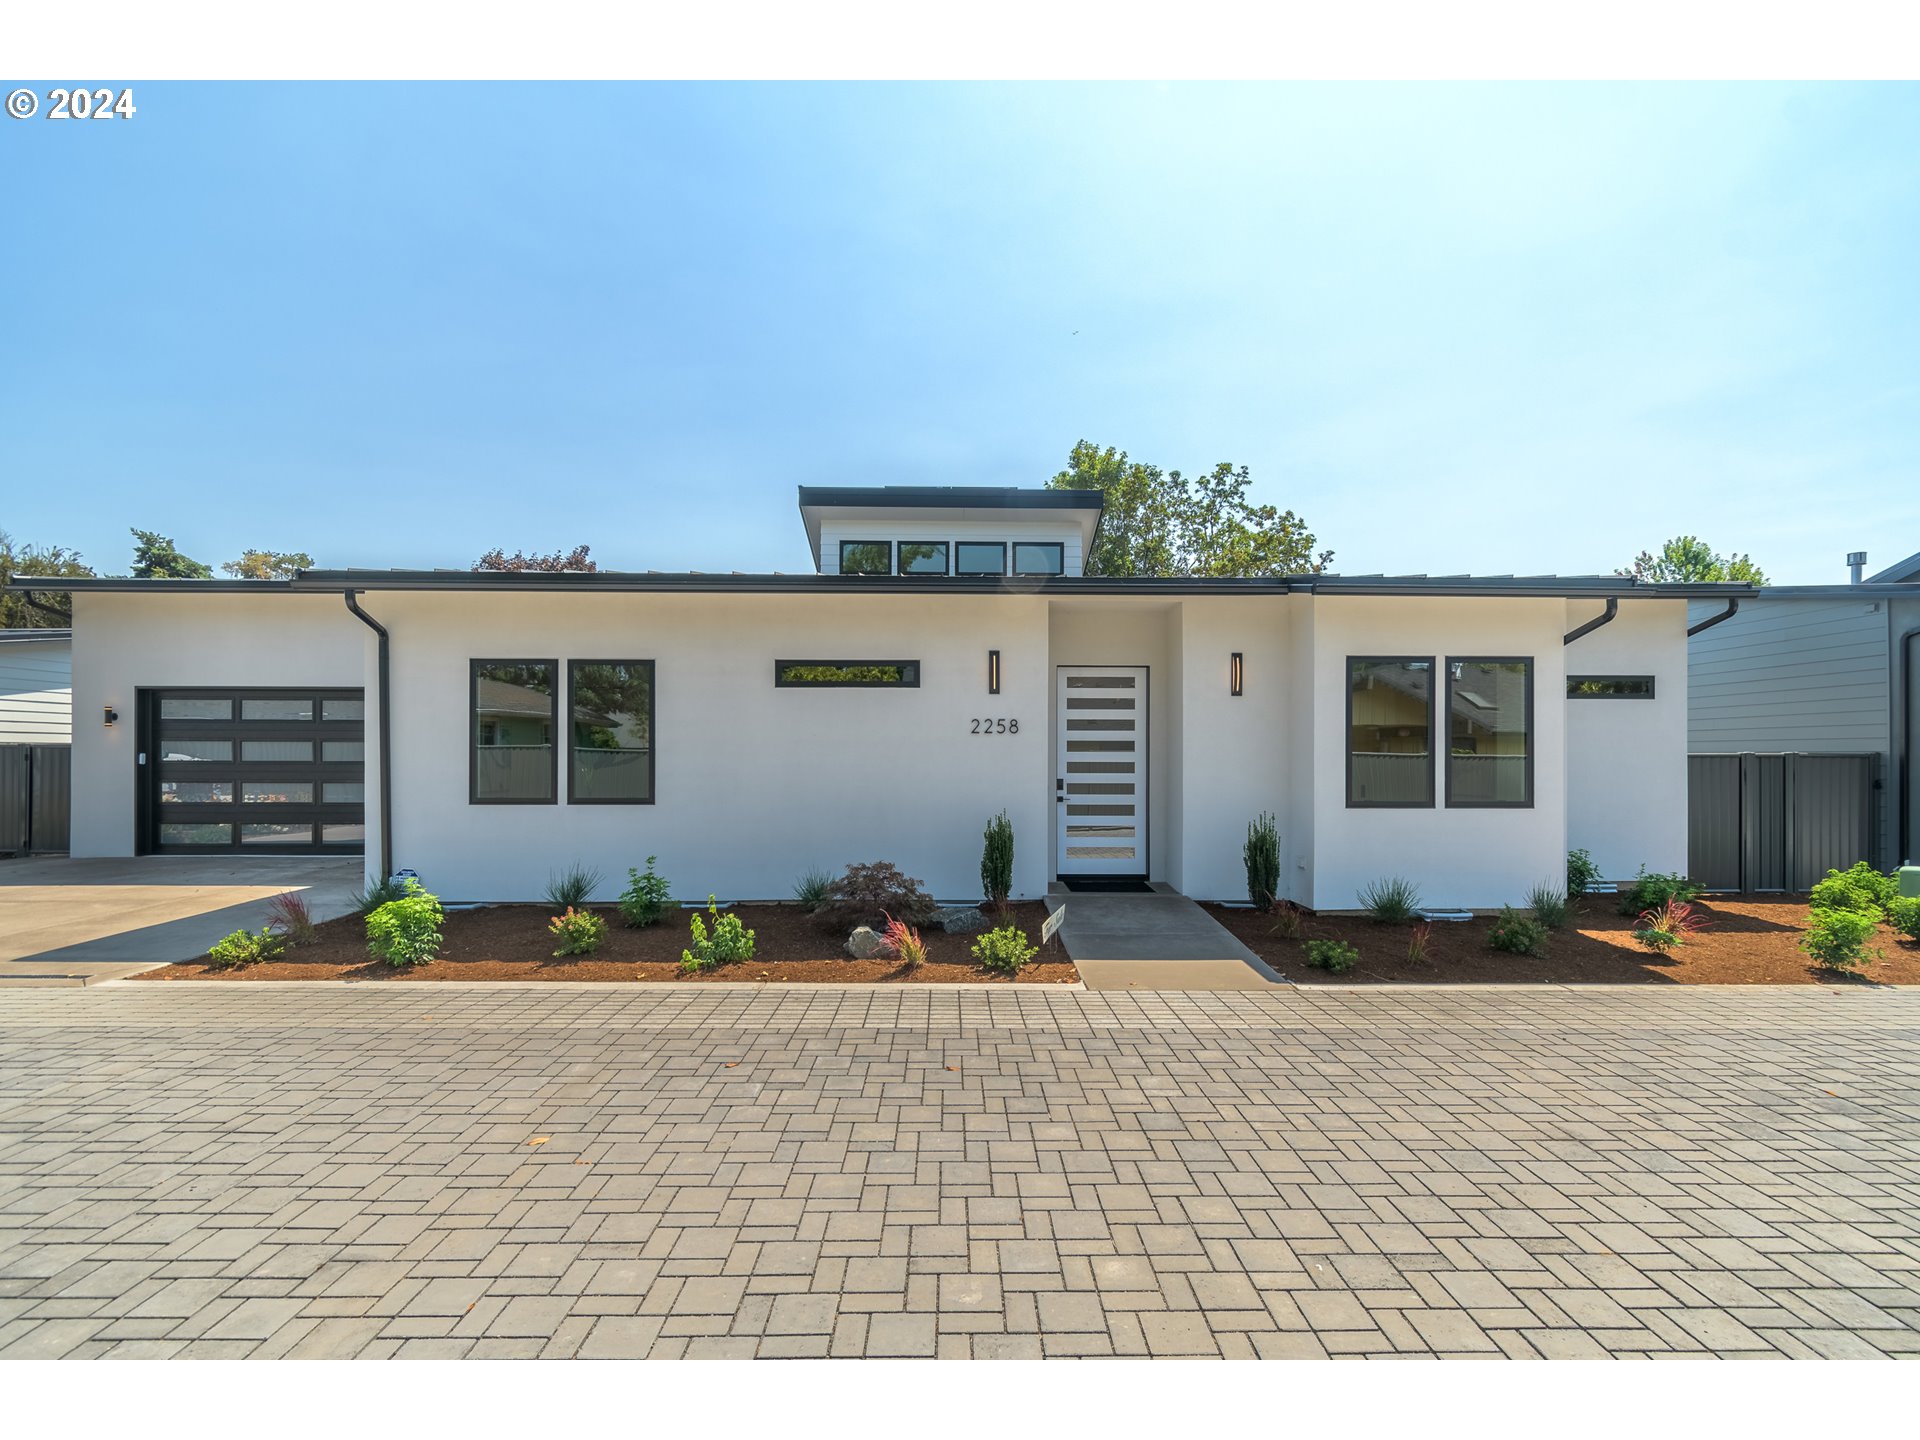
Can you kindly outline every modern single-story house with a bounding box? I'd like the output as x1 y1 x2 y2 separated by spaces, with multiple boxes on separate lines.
8 486 1746 909
1688 550 1920 875
0 629 72 744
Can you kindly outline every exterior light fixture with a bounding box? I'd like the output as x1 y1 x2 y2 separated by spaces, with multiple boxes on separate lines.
988 650 1001 695
103 705 119 727
1230 653 1244 697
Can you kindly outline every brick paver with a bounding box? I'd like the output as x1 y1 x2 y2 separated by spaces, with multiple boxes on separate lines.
1 983 1917 1359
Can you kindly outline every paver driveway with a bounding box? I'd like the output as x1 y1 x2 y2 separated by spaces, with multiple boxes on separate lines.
2 983 1917 1359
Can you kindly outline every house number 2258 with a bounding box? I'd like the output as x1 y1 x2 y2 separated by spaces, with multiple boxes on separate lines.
971 718 1019 734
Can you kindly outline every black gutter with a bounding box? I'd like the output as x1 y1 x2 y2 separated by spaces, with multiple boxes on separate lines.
1686 598 1741 636
343 591 393 882
795 486 1104 510
12 589 76 625
1561 597 1618 646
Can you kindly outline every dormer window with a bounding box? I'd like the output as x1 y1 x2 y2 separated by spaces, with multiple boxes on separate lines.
897 541 949 576
839 541 891 576
955 542 1007 576
1012 542 1065 576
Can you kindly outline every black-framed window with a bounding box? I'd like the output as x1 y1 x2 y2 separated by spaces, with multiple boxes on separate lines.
569 660 655 804
1012 541 1065 576
839 540 892 575
1446 658 1534 807
896 541 949 576
1567 675 1655 700
1347 657 1434 807
955 541 1007 576
775 660 920 687
471 660 556 803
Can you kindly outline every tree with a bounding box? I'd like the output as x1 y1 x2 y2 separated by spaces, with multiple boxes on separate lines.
221 550 314 579
1619 536 1769 586
473 545 597 573
1048 440 1332 577
130 529 212 579
0 530 95 627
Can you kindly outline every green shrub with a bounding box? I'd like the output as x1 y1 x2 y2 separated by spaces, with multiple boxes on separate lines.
1618 868 1702 915
1808 862 1896 918
1526 881 1568 930
618 856 673 928
1357 875 1421 923
792 866 834 912
549 907 606 957
1632 898 1707 954
544 863 603 910
1799 909 1879 973
365 880 444 968
972 924 1037 974
1566 848 1603 901
352 875 408 914
814 861 937 933
981 811 1014 910
1488 906 1548 957
1886 895 1920 941
681 897 755 974
1304 939 1358 972
207 927 284 970
1243 812 1281 910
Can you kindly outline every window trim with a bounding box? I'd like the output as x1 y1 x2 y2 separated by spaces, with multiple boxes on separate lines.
566 659 657 806
1345 656 1436 810
469 658 559 806
1567 674 1656 700
1011 541 1066 576
1444 656 1535 810
838 539 894 576
954 540 1008 577
774 659 922 689
894 539 951 576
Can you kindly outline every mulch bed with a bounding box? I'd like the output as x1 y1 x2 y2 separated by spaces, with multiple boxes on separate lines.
1205 895 1920 985
131 901 1079 985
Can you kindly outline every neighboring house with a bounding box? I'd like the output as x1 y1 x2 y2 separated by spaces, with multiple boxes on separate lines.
1688 551 1920 874
0 629 72 744
7 487 1739 908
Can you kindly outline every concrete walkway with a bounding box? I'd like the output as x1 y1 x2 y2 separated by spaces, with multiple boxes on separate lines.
1049 888 1282 990
0 856 363 986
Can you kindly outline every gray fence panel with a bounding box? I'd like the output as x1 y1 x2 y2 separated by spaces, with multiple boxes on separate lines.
28 744 70 853
1786 754 1873 891
1687 755 1742 890
0 747 25 852
1746 753 1788 892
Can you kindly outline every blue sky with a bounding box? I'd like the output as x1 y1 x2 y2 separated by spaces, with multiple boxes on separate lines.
2 82 1915 583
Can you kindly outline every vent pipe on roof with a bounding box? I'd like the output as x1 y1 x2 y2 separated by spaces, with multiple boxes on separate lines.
1849 551 1868 585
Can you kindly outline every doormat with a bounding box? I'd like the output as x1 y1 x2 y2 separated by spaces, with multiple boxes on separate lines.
1059 877 1154 894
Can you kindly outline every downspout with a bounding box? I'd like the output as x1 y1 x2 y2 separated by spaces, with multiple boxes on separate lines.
1562 596 1617 646
1686 597 1740 637
14 589 74 625
343 591 393 881
1901 627 1920 866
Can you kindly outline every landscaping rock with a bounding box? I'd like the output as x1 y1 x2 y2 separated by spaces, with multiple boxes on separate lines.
846 926 891 958
933 906 990 934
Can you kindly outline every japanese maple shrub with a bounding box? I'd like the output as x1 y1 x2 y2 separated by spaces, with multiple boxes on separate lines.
814 861 937 934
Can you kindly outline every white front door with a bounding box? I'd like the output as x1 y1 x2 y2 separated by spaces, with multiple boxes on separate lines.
1055 666 1148 876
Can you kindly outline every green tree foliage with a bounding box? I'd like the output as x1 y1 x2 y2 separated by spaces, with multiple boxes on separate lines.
130 529 213 579
221 549 314 579
474 544 597 572
1048 440 1332 578
1619 536 1768 586
0 530 94 627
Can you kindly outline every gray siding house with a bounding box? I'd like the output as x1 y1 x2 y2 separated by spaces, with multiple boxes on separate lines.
1688 553 1920 873
0 629 72 744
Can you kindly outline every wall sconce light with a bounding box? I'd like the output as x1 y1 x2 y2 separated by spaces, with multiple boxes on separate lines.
103 705 119 727
1229 653 1244 697
988 650 1001 695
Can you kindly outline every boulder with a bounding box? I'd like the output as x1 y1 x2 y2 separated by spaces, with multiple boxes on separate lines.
846 926 891 958
933 906 990 935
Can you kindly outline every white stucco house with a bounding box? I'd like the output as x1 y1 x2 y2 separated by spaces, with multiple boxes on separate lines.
7 487 1746 909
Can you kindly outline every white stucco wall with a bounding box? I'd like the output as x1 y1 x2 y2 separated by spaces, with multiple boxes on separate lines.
1307 596 1570 911
67 593 369 857
374 590 1051 903
1564 598 1689 881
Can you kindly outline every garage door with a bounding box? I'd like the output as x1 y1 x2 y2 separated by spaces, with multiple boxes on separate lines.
143 688 365 853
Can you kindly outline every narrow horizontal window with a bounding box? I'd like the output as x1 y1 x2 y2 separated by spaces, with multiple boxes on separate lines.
242 698 314 721
242 823 310 846
158 781 232 805
570 660 654 804
472 660 556 803
839 540 891 575
955 541 1007 576
1567 675 1655 699
775 660 920 688
1348 657 1434 807
1447 658 1534 807
242 782 314 804
321 698 365 721
160 698 231 721
243 739 313 763
1012 541 1065 576
897 541 949 575
159 822 232 846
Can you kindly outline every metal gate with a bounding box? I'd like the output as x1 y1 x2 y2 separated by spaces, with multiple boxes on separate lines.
0 743 71 854
1688 752 1876 892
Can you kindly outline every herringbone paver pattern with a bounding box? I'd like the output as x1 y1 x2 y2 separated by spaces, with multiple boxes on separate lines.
2 983 1917 1358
